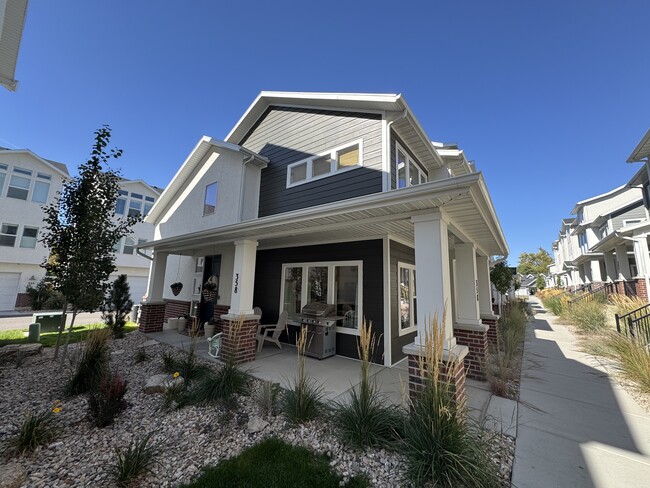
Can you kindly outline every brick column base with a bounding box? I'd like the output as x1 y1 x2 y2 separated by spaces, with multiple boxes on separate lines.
220 316 260 364
481 315 499 349
453 323 488 381
139 302 166 333
163 299 191 323
636 278 649 302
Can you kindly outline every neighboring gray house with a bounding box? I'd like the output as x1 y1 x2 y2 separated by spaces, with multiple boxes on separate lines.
138 92 509 399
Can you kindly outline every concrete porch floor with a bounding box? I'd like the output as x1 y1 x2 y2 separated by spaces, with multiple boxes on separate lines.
146 329 503 423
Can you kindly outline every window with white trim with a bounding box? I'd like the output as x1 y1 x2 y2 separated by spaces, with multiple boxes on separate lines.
19 226 38 248
396 143 427 188
7 168 31 200
0 163 7 196
578 232 588 254
623 219 643 227
116 190 128 215
204 182 217 215
123 236 136 255
32 173 51 203
398 262 417 335
286 140 363 188
0 223 18 247
279 261 363 334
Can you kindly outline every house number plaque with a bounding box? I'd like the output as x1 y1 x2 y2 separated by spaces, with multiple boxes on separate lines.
234 273 239 294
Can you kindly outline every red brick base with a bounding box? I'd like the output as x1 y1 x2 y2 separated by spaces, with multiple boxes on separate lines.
139 302 166 333
636 278 649 302
221 317 260 364
407 354 467 411
453 325 488 381
14 292 31 309
163 299 191 323
482 316 499 349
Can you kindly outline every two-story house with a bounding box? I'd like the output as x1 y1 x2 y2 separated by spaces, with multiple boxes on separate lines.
0 147 162 310
138 91 509 398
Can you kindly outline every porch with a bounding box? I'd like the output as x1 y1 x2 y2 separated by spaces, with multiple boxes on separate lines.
146 329 497 421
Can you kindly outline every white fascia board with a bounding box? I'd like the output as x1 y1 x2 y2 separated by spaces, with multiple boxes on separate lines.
573 184 628 210
0 149 70 178
627 128 650 163
119 179 162 196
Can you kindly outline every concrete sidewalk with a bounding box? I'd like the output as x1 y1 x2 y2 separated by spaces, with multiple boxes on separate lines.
512 297 650 488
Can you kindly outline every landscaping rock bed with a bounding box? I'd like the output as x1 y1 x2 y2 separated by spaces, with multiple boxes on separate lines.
0 332 514 487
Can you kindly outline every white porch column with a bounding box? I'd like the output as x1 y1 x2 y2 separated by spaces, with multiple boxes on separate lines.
454 243 481 326
579 264 588 284
615 244 632 280
589 259 602 282
603 251 617 282
632 237 650 277
476 254 494 317
146 251 168 301
227 239 258 316
410 211 454 346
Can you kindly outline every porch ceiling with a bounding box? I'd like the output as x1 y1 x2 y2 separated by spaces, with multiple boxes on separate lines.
140 173 509 257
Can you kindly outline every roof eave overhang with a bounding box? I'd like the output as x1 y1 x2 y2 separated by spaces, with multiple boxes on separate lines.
0 149 70 178
627 128 650 163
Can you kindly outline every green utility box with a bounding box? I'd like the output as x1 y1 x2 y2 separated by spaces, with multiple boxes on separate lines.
31 312 67 332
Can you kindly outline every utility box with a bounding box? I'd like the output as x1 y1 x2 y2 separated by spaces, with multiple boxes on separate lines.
31 312 66 332
28 323 41 343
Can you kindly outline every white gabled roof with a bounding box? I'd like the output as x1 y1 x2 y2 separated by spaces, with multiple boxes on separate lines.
0 0 29 91
119 179 163 196
571 184 628 215
145 136 268 225
0 148 70 178
627 128 650 163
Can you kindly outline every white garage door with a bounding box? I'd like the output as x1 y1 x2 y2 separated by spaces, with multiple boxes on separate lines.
0 272 20 311
127 276 148 304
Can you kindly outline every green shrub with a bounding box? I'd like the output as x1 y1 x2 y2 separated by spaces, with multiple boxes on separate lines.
65 328 111 395
5 408 60 456
87 372 128 427
335 320 402 449
566 301 608 334
178 437 369 488
134 346 149 364
162 382 190 410
25 277 64 311
253 381 280 418
161 350 209 385
543 295 568 316
109 433 157 488
485 351 516 397
190 363 249 405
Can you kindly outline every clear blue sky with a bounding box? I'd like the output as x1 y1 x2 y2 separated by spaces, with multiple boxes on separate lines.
2 1 648 264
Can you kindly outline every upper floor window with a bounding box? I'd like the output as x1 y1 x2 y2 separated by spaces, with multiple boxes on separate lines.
20 227 38 248
399 262 417 335
204 182 218 215
396 143 427 188
0 163 7 196
598 223 609 239
578 232 588 254
576 210 584 223
286 140 363 188
144 196 155 216
7 167 32 200
0 223 18 247
115 190 155 217
623 219 643 227
32 173 51 204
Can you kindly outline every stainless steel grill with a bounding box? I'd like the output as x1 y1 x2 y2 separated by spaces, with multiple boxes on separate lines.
299 302 338 359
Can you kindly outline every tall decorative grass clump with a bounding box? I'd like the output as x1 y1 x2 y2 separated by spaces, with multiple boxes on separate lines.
65 328 111 395
610 294 648 317
109 433 157 487
401 313 499 488
282 325 324 424
604 333 650 393
5 408 60 456
190 316 249 405
543 294 569 316
566 300 608 334
335 320 402 449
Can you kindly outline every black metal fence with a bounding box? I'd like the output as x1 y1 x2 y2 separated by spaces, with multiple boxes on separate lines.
615 302 650 344
569 283 615 305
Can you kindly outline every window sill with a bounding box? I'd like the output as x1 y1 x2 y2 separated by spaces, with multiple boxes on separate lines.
335 326 360 336
399 325 417 337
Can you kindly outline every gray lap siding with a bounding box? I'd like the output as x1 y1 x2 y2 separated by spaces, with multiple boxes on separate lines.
252 240 384 363
238 106 383 217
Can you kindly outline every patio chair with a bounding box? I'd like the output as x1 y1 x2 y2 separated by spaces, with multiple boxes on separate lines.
253 306 262 319
256 310 288 352
207 332 224 359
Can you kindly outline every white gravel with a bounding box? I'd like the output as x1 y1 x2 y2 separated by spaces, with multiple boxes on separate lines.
0 332 514 487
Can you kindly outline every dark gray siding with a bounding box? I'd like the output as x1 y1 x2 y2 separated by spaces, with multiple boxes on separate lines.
612 202 646 230
389 130 428 190
389 240 417 365
253 240 384 363
239 107 383 217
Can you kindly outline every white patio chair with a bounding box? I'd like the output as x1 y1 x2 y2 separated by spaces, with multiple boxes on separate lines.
207 332 224 359
256 311 288 352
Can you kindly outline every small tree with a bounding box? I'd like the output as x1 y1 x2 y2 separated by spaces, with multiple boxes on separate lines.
102 275 134 339
41 126 139 362
535 275 546 291
490 262 513 296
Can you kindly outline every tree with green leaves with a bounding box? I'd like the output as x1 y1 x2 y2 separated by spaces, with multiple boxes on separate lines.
102 274 134 339
41 126 139 362
490 262 514 295
518 248 553 276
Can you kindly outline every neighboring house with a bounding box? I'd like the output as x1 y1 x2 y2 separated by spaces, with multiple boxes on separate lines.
515 274 537 297
139 91 509 377
0 147 162 310
0 0 29 91
549 218 580 289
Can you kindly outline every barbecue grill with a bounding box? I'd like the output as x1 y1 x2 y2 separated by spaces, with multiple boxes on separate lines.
299 302 338 359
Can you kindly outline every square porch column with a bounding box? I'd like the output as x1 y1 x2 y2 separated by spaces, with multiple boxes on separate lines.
603 251 617 282
632 237 650 302
453 243 489 381
140 251 168 333
588 259 602 283
615 244 632 280
477 254 499 348
404 210 469 408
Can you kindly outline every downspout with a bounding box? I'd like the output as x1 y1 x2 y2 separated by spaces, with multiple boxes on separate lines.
137 248 153 261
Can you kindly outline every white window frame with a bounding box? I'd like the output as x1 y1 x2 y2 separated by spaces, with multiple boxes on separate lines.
0 223 19 247
598 222 609 239
623 219 643 227
286 139 364 189
398 262 418 336
19 226 39 249
278 260 364 335
204 181 218 216
395 142 428 189
0 163 8 196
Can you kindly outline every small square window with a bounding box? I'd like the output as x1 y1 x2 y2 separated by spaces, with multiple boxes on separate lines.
0 223 18 247
123 236 136 255
20 227 38 248
7 175 30 200
337 144 359 169
145 196 155 202
13 167 32 176
204 182 218 215
289 163 307 185
131 193 143 200
32 181 50 203
128 200 142 217
312 155 332 177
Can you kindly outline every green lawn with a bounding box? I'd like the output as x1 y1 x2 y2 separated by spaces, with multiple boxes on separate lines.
0 322 138 347
180 437 369 488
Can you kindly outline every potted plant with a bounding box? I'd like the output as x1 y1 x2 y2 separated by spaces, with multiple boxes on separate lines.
204 319 217 338
202 276 219 303
170 282 183 296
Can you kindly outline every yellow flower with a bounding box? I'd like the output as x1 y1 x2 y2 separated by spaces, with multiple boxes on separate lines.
52 407 61 414
173 372 180 378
